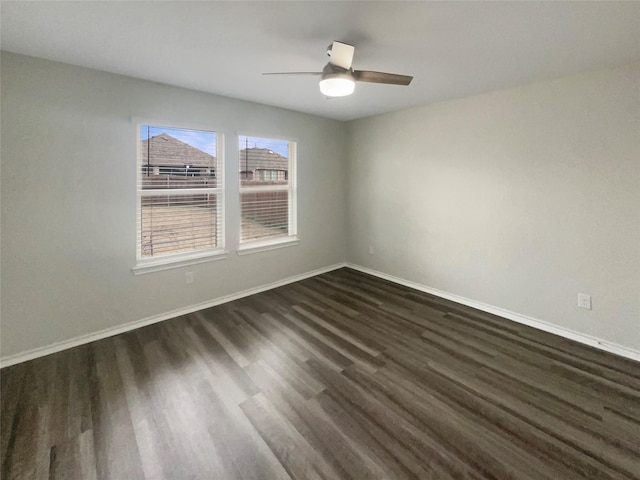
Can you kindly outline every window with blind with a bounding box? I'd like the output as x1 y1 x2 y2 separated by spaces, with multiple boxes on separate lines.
239 135 297 250
136 124 224 269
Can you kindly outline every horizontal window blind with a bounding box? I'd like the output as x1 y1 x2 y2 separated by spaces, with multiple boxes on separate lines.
239 136 296 245
140 193 220 257
241 191 289 242
138 125 223 261
140 172 217 190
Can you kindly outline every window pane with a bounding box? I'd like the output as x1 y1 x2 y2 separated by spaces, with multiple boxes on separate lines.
141 193 218 257
137 123 223 263
239 136 288 187
238 135 295 246
241 191 289 242
140 125 217 189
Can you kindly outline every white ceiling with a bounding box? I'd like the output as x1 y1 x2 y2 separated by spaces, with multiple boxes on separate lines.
2 1 639 121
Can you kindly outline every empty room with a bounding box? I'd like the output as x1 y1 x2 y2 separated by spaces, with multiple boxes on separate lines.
1 1 639 479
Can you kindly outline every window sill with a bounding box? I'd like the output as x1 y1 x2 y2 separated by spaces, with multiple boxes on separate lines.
132 250 228 275
237 237 299 256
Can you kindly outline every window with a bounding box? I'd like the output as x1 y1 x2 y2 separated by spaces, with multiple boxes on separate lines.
136 124 224 270
239 135 297 249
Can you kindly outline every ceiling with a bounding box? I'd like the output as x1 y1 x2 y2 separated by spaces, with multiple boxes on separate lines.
2 1 639 121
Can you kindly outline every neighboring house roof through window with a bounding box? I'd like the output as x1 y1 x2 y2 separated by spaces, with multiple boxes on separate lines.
239 147 288 172
141 133 215 168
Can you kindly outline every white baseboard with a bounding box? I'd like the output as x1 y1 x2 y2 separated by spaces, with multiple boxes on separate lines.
4 261 638 367
0 262 347 368
346 263 640 363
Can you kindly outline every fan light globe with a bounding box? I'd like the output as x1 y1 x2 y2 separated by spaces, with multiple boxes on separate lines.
319 74 355 97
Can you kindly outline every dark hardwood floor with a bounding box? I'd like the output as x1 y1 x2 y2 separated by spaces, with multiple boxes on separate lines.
2 268 639 479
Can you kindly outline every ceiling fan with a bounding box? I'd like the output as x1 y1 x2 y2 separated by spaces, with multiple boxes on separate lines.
263 41 413 97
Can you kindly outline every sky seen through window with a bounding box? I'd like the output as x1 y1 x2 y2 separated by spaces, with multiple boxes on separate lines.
141 125 289 157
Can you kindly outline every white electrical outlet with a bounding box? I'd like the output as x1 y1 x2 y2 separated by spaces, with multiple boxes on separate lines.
186 271 194 284
577 293 591 310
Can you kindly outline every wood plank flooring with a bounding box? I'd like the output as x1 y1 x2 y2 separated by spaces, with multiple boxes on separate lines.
2 267 639 479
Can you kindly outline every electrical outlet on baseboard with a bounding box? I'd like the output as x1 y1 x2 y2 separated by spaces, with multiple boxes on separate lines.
577 293 591 310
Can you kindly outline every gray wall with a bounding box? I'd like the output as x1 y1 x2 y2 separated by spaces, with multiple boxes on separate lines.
347 62 640 351
1 52 347 359
2 52 638 360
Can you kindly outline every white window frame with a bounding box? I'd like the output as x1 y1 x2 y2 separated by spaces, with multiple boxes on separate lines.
237 136 298 255
133 122 226 275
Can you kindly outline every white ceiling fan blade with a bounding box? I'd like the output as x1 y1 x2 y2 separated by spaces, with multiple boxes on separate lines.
329 41 355 70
